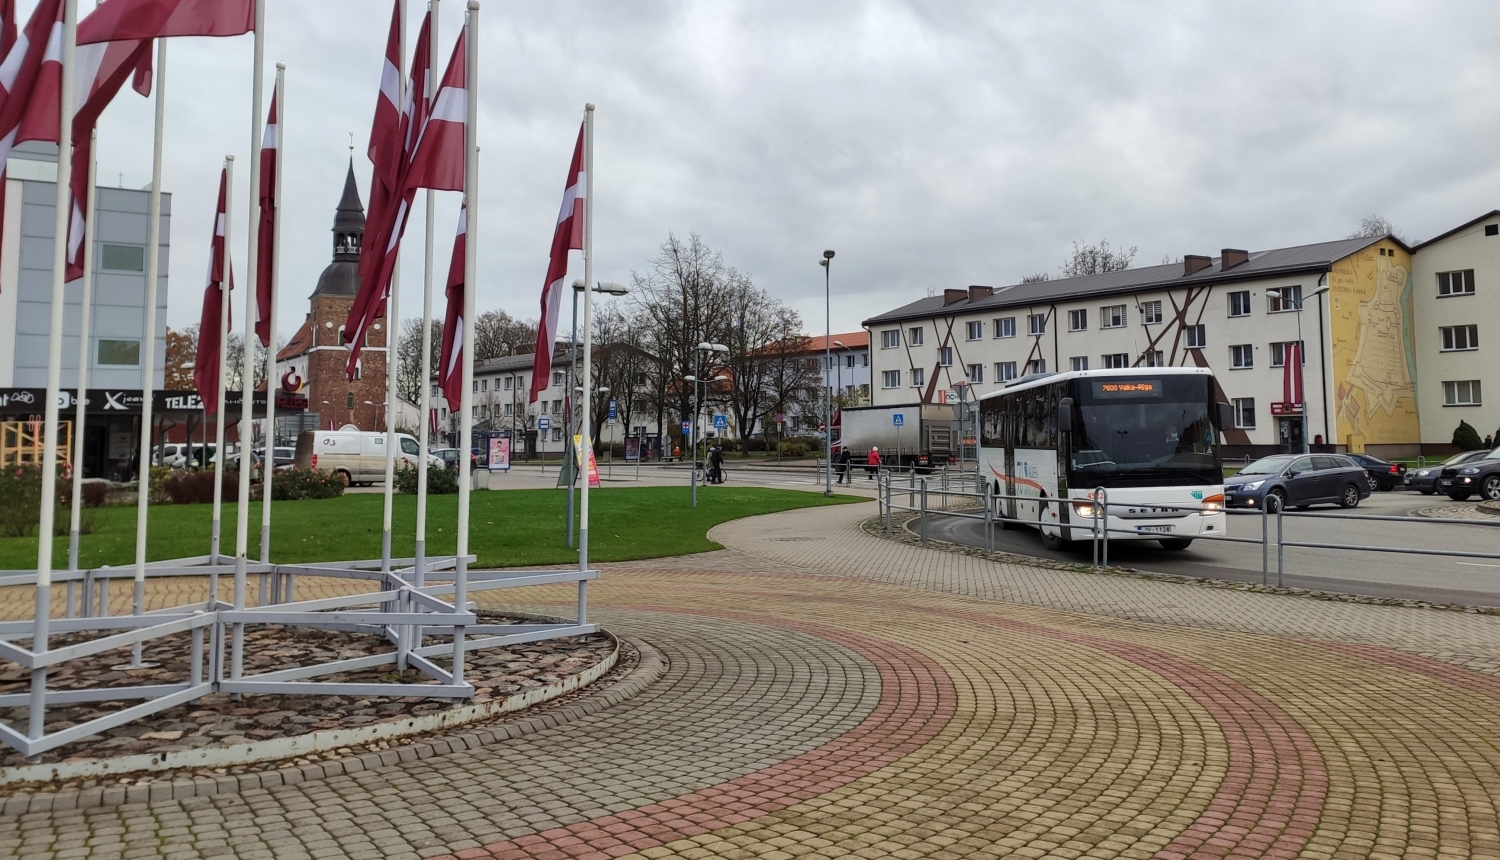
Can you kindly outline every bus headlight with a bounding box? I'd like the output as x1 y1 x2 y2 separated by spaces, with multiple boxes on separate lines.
1072 501 1097 518
1200 494 1224 514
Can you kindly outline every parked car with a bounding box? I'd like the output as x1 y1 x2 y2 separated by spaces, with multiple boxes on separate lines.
432 448 463 469
1344 452 1406 492
258 446 297 469
153 443 189 468
1406 450 1491 495
1223 454 1371 512
293 430 443 486
1438 452 1500 502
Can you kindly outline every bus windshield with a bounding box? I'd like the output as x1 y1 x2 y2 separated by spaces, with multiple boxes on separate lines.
1068 375 1220 488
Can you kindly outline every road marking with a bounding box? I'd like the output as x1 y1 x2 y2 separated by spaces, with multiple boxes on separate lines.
1455 562 1500 569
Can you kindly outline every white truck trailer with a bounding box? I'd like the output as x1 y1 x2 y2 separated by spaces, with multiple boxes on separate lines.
834 403 957 470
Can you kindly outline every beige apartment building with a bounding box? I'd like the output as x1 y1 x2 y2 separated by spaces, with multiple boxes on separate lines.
865 213 1500 458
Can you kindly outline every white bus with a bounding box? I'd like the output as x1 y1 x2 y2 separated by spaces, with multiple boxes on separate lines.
977 367 1228 551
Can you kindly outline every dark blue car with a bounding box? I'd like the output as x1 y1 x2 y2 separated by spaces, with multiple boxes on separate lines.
1224 454 1371 513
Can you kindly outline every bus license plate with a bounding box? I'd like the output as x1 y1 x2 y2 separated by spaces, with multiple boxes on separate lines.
1135 525 1173 534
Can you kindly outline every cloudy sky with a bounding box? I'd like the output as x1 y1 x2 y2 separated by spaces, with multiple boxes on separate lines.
75 0 1500 343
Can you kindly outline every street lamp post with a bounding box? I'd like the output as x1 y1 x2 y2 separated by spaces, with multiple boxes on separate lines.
1268 281 1331 455
566 279 628 548
820 250 835 497
686 342 729 508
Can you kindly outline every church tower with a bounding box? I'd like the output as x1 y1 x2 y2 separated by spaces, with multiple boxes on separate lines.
304 161 388 431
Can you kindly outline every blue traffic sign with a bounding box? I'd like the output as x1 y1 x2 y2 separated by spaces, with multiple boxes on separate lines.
892 413 905 427
538 416 551 431
713 414 728 430
681 420 691 434
608 398 618 421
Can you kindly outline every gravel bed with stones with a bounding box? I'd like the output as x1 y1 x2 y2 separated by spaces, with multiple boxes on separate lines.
0 612 612 768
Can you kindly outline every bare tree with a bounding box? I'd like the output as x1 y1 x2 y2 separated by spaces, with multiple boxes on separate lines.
395 317 443 405
165 325 197 390
221 333 273 393
472 309 537 361
759 335 821 445
1061 240 1136 278
722 275 803 454
1348 214 1409 244
584 305 654 447
1020 272 1050 284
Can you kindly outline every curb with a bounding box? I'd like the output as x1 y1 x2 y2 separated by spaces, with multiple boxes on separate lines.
0 636 666 815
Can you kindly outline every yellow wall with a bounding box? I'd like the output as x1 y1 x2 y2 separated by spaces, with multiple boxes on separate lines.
1328 242 1420 447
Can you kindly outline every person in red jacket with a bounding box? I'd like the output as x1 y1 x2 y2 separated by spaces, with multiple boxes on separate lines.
865 445 881 479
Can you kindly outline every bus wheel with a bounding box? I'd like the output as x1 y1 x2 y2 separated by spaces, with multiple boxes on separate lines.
1158 539 1193 551
1041 530 1071 551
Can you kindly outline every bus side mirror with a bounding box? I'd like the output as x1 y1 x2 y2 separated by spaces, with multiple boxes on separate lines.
1216 402 1233 432
1057 397 1075 433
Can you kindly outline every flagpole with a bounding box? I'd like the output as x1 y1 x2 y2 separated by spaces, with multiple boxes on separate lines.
379 0 407 576
31 0 78 741
414 0 439 591
211 157 233 561
135 39 167 630
454 0 479 693
232 0 266 687
260 64 284 566
578 102 594 598
67 131 99 578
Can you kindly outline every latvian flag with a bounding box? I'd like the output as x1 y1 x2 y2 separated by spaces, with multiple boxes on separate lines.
529 124 586 404
1282 341 1303 409
438 205 467 412
193 168 232 413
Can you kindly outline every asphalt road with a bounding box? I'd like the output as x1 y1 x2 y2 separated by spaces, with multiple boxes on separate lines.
915 488 1500 606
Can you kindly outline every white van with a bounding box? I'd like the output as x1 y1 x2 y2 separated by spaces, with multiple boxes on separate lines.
294 430 439 486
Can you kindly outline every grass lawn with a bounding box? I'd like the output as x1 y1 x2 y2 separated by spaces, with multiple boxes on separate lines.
0 486 863 571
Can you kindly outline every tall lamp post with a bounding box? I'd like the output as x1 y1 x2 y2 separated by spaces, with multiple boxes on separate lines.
686 341 728 508
820 249 835 497
1268 280 1330 454
566 279 628 548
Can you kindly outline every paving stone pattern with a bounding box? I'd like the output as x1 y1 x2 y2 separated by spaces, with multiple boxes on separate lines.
5 499 1500 858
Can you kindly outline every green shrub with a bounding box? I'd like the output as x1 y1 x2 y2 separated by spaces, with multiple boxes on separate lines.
161 469 253 504
393 462 459 495
0 464 66 537
780 440 809 458
270 468 345 501
1454 420 1483 451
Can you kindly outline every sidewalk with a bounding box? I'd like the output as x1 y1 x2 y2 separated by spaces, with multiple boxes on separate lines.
6 501 1500 859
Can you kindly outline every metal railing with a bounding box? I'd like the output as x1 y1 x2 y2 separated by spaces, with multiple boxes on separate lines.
874 470 1500 587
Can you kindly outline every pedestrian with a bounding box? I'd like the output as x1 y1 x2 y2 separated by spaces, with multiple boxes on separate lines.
836 447 852 484
866 445 881 479
707 443 725 484
672 444 681 462
1487 434 1495 450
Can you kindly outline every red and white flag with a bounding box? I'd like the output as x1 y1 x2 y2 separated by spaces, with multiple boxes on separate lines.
0 0 64 169
530 123 586 403
402 27 464 193
1282 341 1303 408
438 205 466 411
364 1 405 243
76 0 253 44
0 0 17 287
193 168 232 413
254 84 278 346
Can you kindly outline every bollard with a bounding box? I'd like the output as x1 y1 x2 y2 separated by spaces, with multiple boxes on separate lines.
1261 501 1269 585
984 486 994 552
1276 506 1285 587
920 478 929 543
1099 487 1109 568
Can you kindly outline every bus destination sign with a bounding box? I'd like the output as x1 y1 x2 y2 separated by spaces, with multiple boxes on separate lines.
1093 380 1163 398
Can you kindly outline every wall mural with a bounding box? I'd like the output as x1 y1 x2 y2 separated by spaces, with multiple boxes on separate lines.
1328 243 1420 447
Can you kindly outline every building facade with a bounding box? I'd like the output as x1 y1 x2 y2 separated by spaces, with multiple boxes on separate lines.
863 221 1494 458
275 163 389 435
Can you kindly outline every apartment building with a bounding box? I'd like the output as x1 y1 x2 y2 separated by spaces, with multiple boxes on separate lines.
864 216 1498 458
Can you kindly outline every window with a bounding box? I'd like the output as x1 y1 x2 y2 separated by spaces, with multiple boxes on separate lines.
1143 350 1165 367
1437 270 1475 297
911 367 925 387
1070 356 1088 371
881 329 900 349
1268 285 1301 313
552 401 562 414
352 360 362 381
994 317 1016 338
1443 380 1482 406
882 370 900 388
503 376 512 390
481 378 489 391
96 338 140 366
1228 290 1251 317
100 244 145 272
504 403 512 416
1141 300 1163 325
1028 314 1046 336
1230 344 1253 369
1232 398 1256 429
346 393 355 409
967 363 983 383
1185 324 1207 348
1270 341 1305 367
552 371 564 385
1025 359 1046 375
553 427 564 442
1101 304 1126 328
966 321 983 340
1441 325 1479 351
1068 309 1088 331
861 353 869 366
908 327 924 346
1101 353 1129 369
473 381 480 392
995 361 1017 381
937 347 953 366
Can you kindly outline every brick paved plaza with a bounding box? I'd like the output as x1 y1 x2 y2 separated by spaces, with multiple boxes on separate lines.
6 499 1500 858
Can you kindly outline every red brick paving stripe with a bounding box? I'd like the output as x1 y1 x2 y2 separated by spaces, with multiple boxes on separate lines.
456 615 955 860
1314 641 1500 701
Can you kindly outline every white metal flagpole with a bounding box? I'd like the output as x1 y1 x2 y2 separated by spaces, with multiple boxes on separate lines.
209 155 232 563
232 0 267 685
578 103 594 599
380 0 407 574
135 39 167 625
414 0 439 591
453 0 479 693
31 0 79 741
260 63 284 566
67 131 99 578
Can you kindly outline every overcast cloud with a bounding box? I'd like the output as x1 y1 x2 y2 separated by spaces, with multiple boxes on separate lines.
71 0 1500 342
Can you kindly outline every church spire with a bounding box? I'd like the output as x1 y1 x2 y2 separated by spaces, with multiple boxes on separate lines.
332 158 365 262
